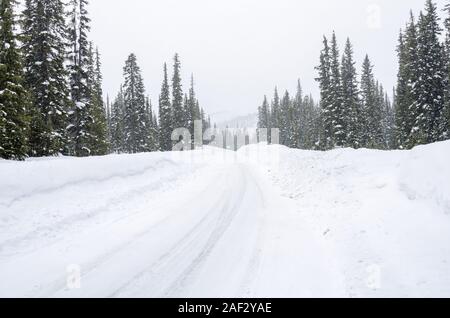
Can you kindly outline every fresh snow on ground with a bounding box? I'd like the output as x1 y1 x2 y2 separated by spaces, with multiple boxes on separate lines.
0 142 449 297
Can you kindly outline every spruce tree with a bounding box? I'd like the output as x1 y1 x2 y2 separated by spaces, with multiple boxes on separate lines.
383 91 396 149
171 53 184 131
279 90 292 146
22 0 70 157
303 94 320 150
110 86 125 153
159 63 172 151
105 94 112 150
187 74 200 145
0 0 29 160
411 0 445 145
341 38 361 148
270 87 281 133
122 53 148 153
443 2 450 139
291 80 303 148
145 97 158 151
395 18 417 149
329 32 345 147
87 46 108 155
361 55 383 149
67 0 94 156
257 95 270 141
315 36 333 149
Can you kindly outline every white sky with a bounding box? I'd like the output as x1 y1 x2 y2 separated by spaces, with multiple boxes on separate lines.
89 0 447 122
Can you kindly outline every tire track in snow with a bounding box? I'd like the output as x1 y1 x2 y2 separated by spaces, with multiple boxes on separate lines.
35 166 230 297
109 165 248 297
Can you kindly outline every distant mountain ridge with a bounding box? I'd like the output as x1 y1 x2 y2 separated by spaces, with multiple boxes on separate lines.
216 113 258 129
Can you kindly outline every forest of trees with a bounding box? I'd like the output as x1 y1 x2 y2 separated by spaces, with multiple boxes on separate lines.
2 0 450 160
258 0 450 151
0 0 210 160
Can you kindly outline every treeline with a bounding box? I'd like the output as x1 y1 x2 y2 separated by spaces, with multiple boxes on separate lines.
1 0 107 160
0 0 210 160
108 53 211 154
258 0 450 151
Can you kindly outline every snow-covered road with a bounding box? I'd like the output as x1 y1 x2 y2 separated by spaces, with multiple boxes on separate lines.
1 143 450 298
0 149 343 297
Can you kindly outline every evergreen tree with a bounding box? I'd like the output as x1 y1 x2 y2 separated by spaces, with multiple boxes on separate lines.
329 32 345 147
341 38 361 148
383 90 396 149
0 0 29 160
315 36 334 149
67 0 94 156
159 63 172 151
279 90 292 146
443 2 450 139
105 94 112 149
303 94 321 150
187 74 200 145
291 80 303 148
257 95 270 141
87 46 108 155
171 53 184 131
361 55 383 148
122 53 148 153
411 0 446 145
110 86 125 153
183 93 190 131
145 97 158 151
395 17 418 149
270 87 281 133
22 0 70 157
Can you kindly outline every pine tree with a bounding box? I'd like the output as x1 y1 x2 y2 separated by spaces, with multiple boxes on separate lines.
105 94 112 149
187 74 200 146
383 91 396 149
145 97 158 151
395 17 418 149
87 46 108 155
329 32 345 147
183 93 190 131
443 2 450 139
159 63 172 151
0 0 29 160
67 0 94 156
171 53 184 131
279 90 292 146
291 80 303 148
411 0 445 145
257 95 270 142
315 36 334 149
110 86 125 153
22 0 70 157
122 53 148 153
341 38 361 148
270 87 281 133
361 55 383 149
303 94 321 150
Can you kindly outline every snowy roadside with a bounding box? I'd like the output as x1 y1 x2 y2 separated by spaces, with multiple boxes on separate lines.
240 141 450 297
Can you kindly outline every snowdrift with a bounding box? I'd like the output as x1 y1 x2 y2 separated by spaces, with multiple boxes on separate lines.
240 140 450 297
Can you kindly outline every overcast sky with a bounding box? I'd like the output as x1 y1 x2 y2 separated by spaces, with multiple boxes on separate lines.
89 0 447 122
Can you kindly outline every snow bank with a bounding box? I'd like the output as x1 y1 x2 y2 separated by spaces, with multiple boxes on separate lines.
240 141 450 297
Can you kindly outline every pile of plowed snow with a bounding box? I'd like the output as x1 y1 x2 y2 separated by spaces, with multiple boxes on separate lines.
240 141 450 297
